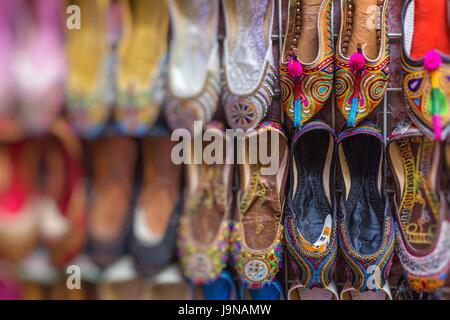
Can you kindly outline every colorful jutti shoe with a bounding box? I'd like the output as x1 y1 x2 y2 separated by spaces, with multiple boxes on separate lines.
284 121 339 300
280 0 334 129
337 121 394 300
335 0 390 127
129 135 183 278
66 0 113 138
222 0 277 130
165 0 220 132
401 0 450 141
14 0 66 135
232 121 289 300
0 0 23 141
177 124 236 300
387 119 450 293
115 0 169 136
86 136 137 268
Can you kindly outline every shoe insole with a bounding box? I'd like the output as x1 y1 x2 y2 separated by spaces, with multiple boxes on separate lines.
223 0 273 91
410 0 450 59
388 136 439 252
90 136 136 242
240 130 288 251
190 163 227 245
66 0 108 93
118 0 168 89
296 0 323 64
138 136 180 240
293 130 332 243
348 0 380 59
341 135 383 255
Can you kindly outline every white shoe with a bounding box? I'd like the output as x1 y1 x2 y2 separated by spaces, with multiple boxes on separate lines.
222 0 277 130
165 0 220 132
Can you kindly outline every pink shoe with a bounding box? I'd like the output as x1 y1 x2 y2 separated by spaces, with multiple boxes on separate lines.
0 0 22 140
13 0 66 135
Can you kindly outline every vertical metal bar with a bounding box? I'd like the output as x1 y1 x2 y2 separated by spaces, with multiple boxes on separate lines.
331 0 336 130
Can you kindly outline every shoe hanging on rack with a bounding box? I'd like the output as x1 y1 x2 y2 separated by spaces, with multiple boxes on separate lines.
401 0 450 141
177 123 236 300
66 0 114 139
280 0 334 130
165 0 220 132
337 120 394 300
129 134 183 279
222 0 277 130
0 0 23 141
335 0 390 127
14 0 66 136
284 120 339 300
36 118 86 268
387 119 450 293
115 0 169 136
86 136 137 269
232 121 288 300
0 141 41 263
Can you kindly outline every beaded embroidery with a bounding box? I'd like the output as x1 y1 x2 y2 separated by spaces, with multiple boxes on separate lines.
335 0 390 126
280 0 334 128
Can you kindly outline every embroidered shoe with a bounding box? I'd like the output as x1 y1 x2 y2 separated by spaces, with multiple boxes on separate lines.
115 0 169 136
232 121 288 299
177 124 236 300
66 0 114 138
387 119 450 292
337 121 395 300
335 0 390 127
129 135 183 278
401 0 450 141
14 0 66 135
284 121 339 300
0 0 23 140
165 0 220 132
86 136 137 268
280 0 334 129
222 0 277 130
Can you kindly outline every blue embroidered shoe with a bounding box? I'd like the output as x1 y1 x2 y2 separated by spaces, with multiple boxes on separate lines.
284 121 339 300
337 121 395 300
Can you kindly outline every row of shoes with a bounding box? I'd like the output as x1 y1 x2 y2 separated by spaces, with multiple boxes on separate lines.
281 0 450 142
177 118 449 300
2 0 448 142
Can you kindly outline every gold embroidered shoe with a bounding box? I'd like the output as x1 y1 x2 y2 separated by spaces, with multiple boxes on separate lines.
222 0 277 130
387 119 450 293
335 0 390 127
165 0 220 132
177 124 236 299
115 0 169 136
401 0 450 141
280 0 334 129
232 121 288 299
66 0 113 138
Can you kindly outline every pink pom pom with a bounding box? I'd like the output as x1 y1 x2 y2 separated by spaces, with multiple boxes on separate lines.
424 50 442 71
433 114 442 141
288 56 303 78
349 49 366 73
